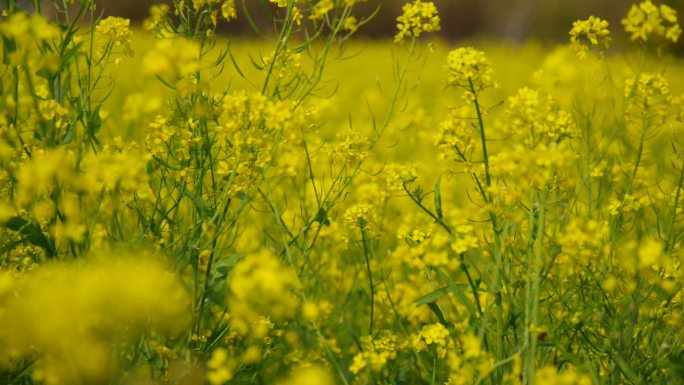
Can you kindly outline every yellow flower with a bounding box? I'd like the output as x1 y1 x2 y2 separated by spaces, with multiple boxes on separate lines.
394 0 441 43
221 0 237 21
569 16 610 58
143 3 172 35
460 334 482 359
412 323 450 357
0 203 13 223
0 13 60 42
384 163 418 191
0 254 189 384
329 128 369 164
278 366 334 385
207 348 235 385
445 47 494 91
344 16 359 32
143 37 200 79
343 203 375 230
310 0 334 21
638 237 663 269
505 87 575 146
94 16 133 57
622 0 681 43
349 331 400 374
534 365 593 385
227 250 300 336
269 0 288 7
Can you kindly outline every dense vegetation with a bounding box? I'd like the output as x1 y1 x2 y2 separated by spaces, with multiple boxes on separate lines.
1 1 683 384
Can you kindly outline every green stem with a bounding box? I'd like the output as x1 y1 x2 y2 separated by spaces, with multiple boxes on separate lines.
375 37 417 143
525 189 547 384
402 183 452 236
261 0 296 95
361 228 374 335
615 122 646 233
194 198 232 337
468 77 491 190
468 76 505 379
666 163 684 252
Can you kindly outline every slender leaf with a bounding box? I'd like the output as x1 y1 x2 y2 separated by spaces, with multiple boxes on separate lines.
434 176 443 220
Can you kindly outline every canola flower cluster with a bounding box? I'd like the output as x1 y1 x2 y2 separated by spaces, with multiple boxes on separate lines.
1 1 684 385
569 16 611 58
394 0 441 43
622 0 681 42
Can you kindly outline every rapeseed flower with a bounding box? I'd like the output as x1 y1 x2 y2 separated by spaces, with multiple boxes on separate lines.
622 0 681 43
94 16 133 57
446 47 494 91
569 16 610 58
395 0 441 43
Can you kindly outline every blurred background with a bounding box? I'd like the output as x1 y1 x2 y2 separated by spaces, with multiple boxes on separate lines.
11 0 683 47
95 0 684 43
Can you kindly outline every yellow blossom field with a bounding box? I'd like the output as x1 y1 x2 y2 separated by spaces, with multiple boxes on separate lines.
1 1 684 385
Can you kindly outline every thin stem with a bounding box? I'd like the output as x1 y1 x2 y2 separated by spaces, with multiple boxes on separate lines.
361 228 374 335
524 189 547 385
375 37 417 143
468 77 491 190
467 76 505 379
615 121 646 233
666 163 684 252
261 0 296 95
402 183 452 236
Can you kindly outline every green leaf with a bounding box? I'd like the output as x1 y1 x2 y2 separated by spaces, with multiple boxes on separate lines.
452 287 479 318
2 217 56 258
78 0 94 8
236 191 249 202
155 74 176 90
415 282 479 318
35 67 56 81
414 285 453 305
434 176 443 220
2 36 17 65
61 122 76 144
314 208 330 226
86 105 102 138
414 283 470 305
213 253 246 275
426 302 449 327
227 44 247 79
58 40 83 73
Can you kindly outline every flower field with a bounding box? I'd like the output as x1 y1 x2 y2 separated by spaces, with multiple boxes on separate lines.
1 1 684 384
